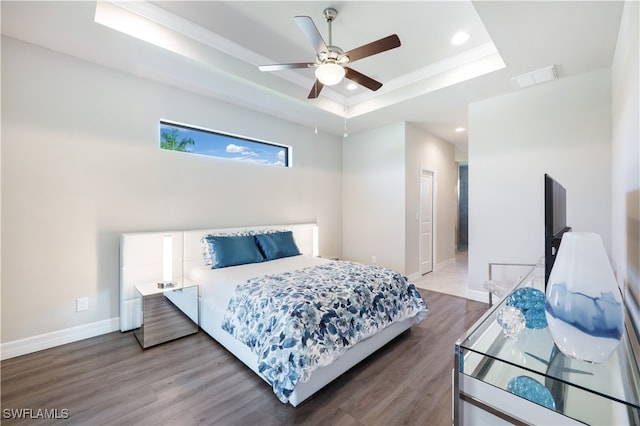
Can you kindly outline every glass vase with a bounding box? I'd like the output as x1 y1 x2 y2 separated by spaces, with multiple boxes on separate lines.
545 232 624 363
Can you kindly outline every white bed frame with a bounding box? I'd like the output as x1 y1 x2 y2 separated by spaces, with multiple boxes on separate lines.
120 223 415 406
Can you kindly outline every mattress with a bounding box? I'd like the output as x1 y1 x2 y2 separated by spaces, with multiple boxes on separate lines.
190 256 332 383
191 255 330 332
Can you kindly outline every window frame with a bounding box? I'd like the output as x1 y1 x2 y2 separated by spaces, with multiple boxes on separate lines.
159 120 292 168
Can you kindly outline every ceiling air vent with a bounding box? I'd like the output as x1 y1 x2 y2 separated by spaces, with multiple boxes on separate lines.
510 65 557 89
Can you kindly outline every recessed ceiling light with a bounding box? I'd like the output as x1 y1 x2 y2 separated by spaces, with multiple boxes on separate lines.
450 31 471 46
346 82 358 91
455 127 466 132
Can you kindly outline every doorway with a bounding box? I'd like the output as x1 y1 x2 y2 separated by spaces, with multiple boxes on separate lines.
458 163 468 250
420 169 434 275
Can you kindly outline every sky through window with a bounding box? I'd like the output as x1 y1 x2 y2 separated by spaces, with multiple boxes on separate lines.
160 122 289 167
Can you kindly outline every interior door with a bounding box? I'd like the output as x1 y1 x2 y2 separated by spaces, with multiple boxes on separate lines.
420 170 434 275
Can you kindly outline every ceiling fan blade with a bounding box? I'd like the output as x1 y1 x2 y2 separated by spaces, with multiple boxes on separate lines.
295 16 328 54
344 34 401 63
259 63 317 72
345 67 383 91
307 80 324 99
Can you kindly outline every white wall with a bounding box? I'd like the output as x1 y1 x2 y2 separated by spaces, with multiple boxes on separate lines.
468 68 612 294
342 122 457 277
1 37 343 343
611 0 639 334
405 123 456 276
342 123 406 273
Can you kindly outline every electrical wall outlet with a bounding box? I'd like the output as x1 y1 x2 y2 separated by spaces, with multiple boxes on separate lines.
371 255 377 264
76 297 89 312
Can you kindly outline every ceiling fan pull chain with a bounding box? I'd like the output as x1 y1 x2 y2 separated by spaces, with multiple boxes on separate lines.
343 114 348 138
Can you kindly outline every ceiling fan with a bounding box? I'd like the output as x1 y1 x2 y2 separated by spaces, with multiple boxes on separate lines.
258 8 401 99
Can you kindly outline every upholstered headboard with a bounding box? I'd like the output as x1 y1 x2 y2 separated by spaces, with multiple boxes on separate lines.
119 223 317 331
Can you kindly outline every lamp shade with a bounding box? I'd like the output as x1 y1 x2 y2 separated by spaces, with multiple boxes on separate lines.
545 232 624 363
315 63 345 86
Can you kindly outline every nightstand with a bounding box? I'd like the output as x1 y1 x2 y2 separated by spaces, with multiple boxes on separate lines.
133 279 199 349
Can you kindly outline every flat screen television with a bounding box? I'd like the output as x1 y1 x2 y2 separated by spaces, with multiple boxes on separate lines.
544 174 572 287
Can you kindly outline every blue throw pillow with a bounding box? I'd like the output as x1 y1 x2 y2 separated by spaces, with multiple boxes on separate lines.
205 235 264 269
255 231 301 261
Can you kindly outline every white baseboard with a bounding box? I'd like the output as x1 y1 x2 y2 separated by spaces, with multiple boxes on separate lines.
0 317 120 360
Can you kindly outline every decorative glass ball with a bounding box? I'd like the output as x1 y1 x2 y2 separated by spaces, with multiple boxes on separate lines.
507 287 547 329
506 376 556 410
496 306 526 339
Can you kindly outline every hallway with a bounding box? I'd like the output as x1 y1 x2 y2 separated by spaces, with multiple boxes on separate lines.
413 250 470 299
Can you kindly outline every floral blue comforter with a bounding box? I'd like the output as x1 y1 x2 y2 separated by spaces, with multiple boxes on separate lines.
221 261 428 403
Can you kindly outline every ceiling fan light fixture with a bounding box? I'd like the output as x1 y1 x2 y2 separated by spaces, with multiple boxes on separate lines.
315 63 345 86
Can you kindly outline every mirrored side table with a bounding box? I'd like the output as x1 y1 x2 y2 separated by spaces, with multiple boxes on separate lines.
133 280 199 349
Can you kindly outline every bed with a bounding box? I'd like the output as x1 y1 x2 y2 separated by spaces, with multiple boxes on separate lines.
120 223 428 406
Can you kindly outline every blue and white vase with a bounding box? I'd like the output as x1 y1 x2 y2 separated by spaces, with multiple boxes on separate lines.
545 233 624 363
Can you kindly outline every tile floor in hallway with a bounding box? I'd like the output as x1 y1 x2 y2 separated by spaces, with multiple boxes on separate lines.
413 250 471 299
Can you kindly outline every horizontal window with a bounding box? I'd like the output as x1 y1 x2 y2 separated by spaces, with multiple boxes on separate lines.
160 121 290 167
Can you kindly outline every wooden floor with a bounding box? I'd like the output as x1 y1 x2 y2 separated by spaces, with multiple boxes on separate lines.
1 290 488 426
